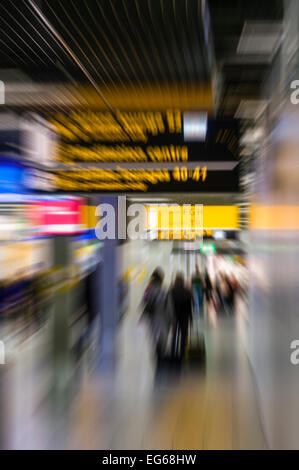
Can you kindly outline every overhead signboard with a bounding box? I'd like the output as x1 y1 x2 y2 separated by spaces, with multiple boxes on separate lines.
145 205 240 240
48 110 240 193
146 204 203 241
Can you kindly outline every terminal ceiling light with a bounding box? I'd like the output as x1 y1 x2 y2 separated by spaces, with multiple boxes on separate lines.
235 99 268 120
183 112 208 141
237 21 282 59
240 127 265 146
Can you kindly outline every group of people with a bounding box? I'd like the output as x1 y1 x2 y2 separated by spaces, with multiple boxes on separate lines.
141 267 193 361
192 269 238 317
141 266 238 362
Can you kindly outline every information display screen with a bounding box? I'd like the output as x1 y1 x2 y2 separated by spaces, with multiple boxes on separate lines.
49 110 240 193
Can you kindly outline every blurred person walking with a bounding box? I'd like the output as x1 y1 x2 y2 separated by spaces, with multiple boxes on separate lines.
215 274 236 315
141 267 172 359
191 267 204 317
170 272 193 359
215 273 228 314
204 269 213 312
224 275 237 314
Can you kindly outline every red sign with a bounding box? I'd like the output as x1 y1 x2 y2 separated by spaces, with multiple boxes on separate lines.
31 198 85 235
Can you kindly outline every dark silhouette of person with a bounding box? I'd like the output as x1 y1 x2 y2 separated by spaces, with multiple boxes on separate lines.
170 272 193 359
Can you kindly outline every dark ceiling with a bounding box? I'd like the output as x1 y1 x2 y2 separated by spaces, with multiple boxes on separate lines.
0 0 284 116
0 0 212 84
209 0 283 115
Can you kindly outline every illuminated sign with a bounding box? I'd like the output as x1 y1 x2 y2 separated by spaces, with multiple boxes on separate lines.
203 205 239 230
54 165 210 193
146 205 240 234
146 204 203 240
0 157 27 193
200 242 217 255
50 111 239 161
48 111 240 193
183 112 208 141
32 198 85 235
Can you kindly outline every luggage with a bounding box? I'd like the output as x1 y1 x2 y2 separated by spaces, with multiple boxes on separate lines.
156 326 183 372
186 319 206 367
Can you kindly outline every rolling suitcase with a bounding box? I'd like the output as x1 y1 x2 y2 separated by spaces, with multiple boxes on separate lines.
186 319 206 368
156 326 183 371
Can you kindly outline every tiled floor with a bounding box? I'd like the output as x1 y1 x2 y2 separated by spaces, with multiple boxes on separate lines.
2 246 266 450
